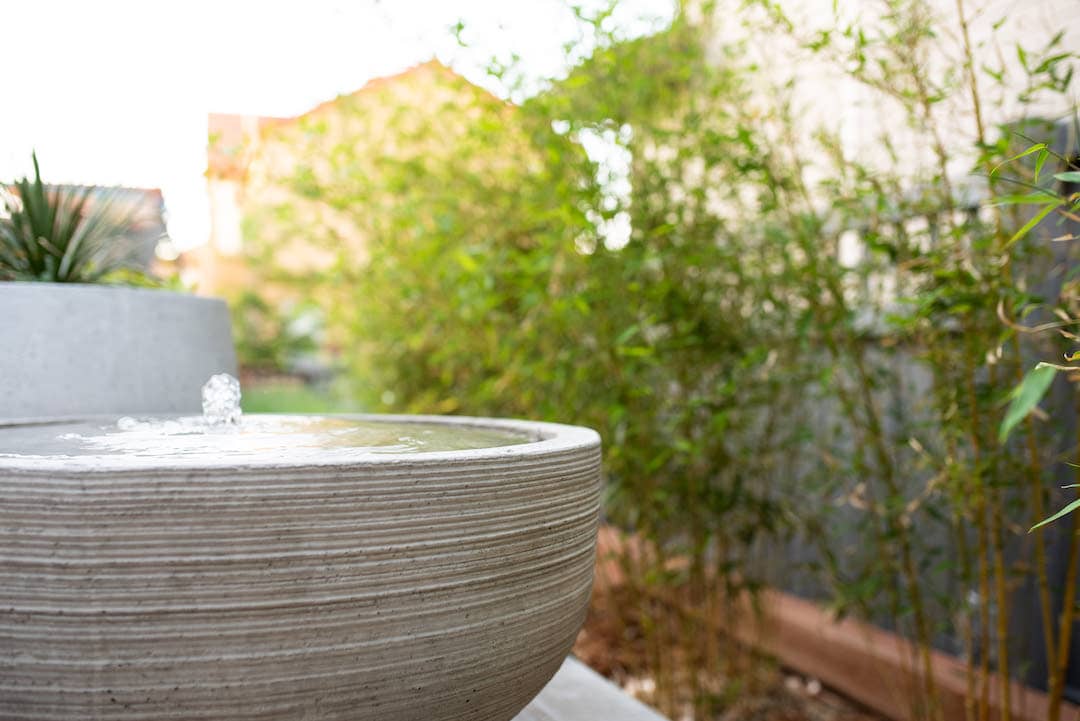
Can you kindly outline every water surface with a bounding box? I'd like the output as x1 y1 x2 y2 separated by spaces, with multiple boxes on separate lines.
0 415 532 464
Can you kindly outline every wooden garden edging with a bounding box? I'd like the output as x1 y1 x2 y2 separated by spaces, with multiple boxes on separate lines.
594 526 1080 721
732 588 1080 721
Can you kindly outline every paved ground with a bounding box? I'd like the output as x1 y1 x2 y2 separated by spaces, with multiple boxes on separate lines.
515 658 669 721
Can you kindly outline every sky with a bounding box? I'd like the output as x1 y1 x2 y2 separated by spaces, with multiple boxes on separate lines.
0 0 672 250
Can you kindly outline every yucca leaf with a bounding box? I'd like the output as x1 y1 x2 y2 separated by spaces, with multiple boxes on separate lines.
1 153 147 283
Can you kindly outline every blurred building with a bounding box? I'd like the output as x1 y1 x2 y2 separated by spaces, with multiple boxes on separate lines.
710 0 1079 179
188 59 515 378
189 59 491 297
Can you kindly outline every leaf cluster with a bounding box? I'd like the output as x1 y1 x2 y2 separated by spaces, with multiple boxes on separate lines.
0 153 146 283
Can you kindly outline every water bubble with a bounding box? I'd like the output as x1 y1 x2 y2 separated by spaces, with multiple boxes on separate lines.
202 373 242 426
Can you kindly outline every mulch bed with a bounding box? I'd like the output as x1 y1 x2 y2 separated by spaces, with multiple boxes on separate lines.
571 532 887 721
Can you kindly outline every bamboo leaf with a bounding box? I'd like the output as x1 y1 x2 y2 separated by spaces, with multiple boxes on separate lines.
1034 148 1049 181
991 191 1059 206
1031 498 1080 532
991 143 1046 176
1007 201 1062 246
1000 363 1057 442
615 324 640 345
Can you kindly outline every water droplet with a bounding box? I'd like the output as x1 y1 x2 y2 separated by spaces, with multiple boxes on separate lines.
202 373 242 426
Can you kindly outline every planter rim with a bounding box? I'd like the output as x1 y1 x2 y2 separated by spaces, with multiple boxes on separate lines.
0 413 601 474
0 280 222 306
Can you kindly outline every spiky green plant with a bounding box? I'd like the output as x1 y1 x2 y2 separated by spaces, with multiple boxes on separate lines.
0 153 143 282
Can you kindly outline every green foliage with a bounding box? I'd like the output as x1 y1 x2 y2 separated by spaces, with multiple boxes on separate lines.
236 2 1080 717
230 291 321 373
1000 363 1057 442
1031 495 1080 532
0 153 146 283
246 17 793 589
241 381 357 413
994 126 1080 543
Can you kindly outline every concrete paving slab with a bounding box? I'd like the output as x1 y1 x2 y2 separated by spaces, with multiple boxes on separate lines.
514 657 669 721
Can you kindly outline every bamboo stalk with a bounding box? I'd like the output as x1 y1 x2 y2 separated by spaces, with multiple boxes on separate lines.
1046 396 1080 715
846 326 942 721
988 485 1013 721
1010 345 1059 712
960 342 994 721
953 487 978 721
978 514 993 721
952 0 1048 711
995 181 1057 715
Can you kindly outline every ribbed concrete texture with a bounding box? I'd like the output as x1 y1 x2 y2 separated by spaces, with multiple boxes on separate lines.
0 416 601 721
0 283 236 419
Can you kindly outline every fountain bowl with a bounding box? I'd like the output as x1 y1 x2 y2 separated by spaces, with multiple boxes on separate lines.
0 413 601 721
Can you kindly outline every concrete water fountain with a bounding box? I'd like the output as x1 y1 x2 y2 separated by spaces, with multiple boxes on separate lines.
0 372 602 720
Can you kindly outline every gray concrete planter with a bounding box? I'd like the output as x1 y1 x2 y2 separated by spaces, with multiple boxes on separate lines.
0 283 236 419
0 415 601 721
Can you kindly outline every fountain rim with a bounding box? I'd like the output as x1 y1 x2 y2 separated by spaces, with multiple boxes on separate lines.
0 413 601 474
